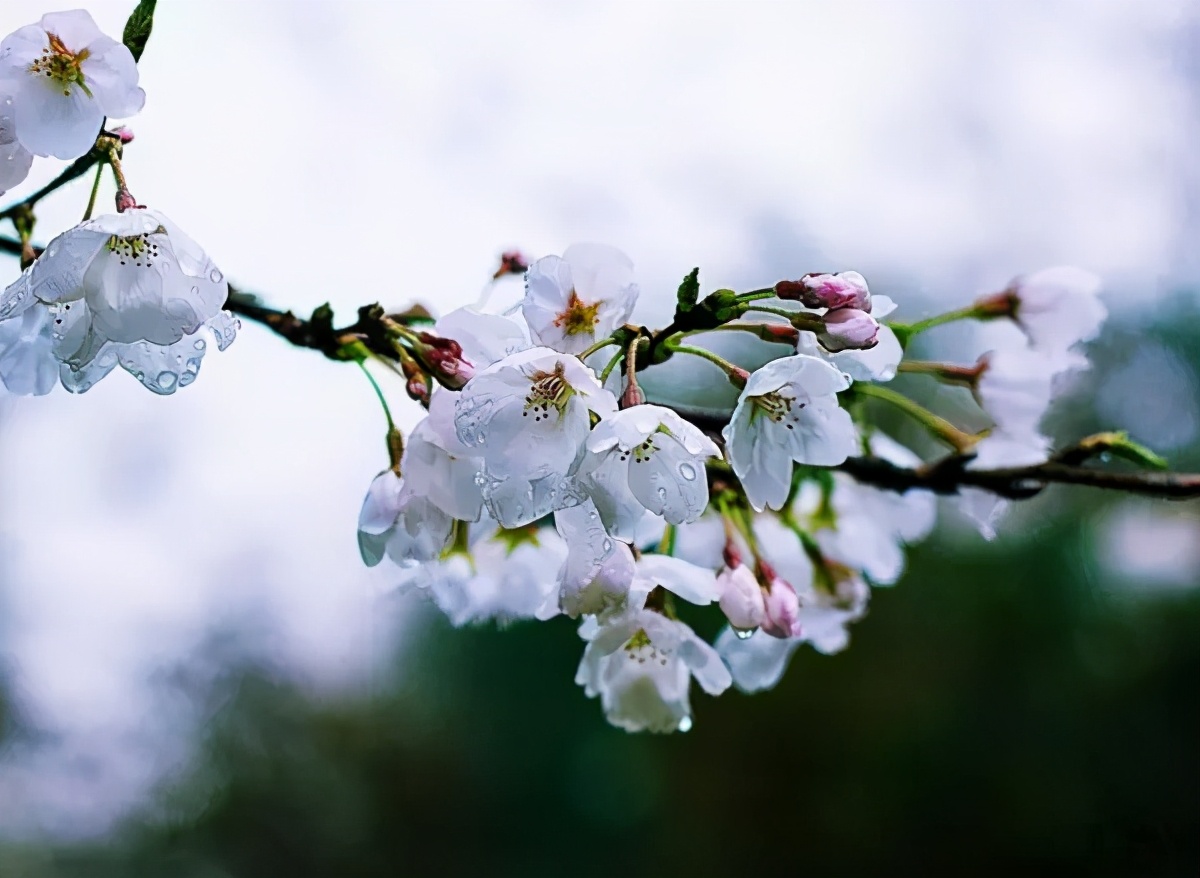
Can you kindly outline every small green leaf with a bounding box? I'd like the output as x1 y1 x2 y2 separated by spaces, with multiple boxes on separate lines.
1106 432 1169 470
675 267 700 316
122 0 158 64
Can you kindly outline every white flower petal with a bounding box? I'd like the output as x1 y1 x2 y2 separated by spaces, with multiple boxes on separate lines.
0 302 58 395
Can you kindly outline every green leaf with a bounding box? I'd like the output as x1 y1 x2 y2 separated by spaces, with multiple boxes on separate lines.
674 267 700 316
122 0 158 64
1057 431 1169 470
1105 432 1169 471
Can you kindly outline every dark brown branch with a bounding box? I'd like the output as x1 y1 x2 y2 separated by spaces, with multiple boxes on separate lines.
836 455 1200 501
0 142 109 223
3 244 1198 503
224 287 432 362
675 406 1200 502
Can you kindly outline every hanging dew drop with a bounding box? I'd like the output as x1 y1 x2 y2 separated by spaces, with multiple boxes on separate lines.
734 628 755 640
677 716 693 733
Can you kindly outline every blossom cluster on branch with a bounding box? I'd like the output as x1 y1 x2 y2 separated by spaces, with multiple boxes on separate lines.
0 4 1196 734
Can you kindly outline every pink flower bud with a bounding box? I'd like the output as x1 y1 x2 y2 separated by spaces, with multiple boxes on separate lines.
110 126 135 144
717 562 766 631
776 271 871 312
493 249 531 279
759 566 803 639
817 307 879 352
619 378 646 409
417 332 475 388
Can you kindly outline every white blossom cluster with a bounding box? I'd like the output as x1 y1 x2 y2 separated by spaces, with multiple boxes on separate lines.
357 245 1106 733
0 7 1116 735
0 9 237 395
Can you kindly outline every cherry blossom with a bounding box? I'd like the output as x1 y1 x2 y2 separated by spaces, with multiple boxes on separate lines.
415 523 566 626
0 96 34 195
723 354 858 511
795 433 937 584
0 9 145 159
969 345 1087 469
356 470 454 568
455 346 617 526
577 404 720 540
576 608 731 733
522 244 639 355
554 500 636 618
404 392 486 522
0 208 235 395
990 266 1105 353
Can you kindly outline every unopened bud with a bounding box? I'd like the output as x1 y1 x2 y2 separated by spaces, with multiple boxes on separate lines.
406 374 430 404
110 126 135 144
817 308 879 352
718 562 766 631
493 249 530 279
972 289 1018 318
776 271 871 312
114 188 142 213
416 331 474 388
759 562 803 639
739 321 801 345
619 378 646 408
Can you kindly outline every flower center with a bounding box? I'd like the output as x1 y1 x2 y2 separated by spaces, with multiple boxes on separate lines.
104 230 164 268
522 362 576 422
552 289 602 337
624 628 669 666
28 33 92 97
749 390 805 429
494 524 541 555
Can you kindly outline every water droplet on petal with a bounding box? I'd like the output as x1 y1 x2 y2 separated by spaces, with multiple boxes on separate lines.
209 268 223 283
193 339 206 350
678 462 697 481
155 371 177 391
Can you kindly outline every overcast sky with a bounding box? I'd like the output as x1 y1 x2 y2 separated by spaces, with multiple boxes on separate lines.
1 0 1198 837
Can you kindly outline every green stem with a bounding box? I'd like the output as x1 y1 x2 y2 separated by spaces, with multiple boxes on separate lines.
358 360 396 432
738 289 777 301
658 523 677 556
82 162 104 222
579 334 620 360
896 359 983 386
666 341 748 387
852 383 977 453
888 305 981 342
598 348 624 384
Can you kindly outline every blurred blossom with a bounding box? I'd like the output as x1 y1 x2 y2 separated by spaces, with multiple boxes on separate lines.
1096 503 1200 591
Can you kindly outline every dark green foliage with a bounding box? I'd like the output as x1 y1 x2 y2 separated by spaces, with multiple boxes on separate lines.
121 0 157 64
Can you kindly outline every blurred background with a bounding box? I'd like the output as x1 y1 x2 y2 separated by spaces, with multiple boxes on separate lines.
0 0 1198 875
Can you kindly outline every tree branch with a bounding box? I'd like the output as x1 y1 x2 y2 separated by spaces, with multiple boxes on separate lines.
0 143 109 223
836 454 1200 501
2 243 1198 503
